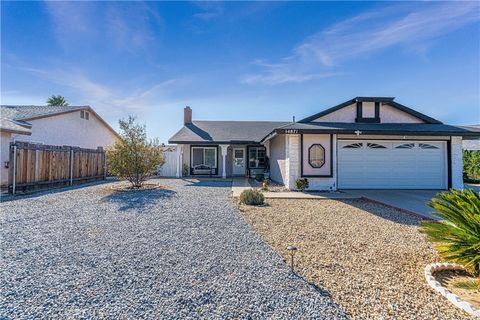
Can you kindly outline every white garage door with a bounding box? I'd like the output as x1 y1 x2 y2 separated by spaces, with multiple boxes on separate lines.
338 140 447 189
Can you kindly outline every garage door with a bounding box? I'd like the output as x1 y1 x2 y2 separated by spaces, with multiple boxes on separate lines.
337 140 447 189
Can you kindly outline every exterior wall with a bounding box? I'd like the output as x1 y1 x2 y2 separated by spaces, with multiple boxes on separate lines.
313 103 356 122
380 104 425 123
302 134 332 176
285 134 301 189
11 110 117 149
302 134 337 191
312 103 425 124
451 136 464 189
0 132 12 187
269 134 286 184
463 139 480 151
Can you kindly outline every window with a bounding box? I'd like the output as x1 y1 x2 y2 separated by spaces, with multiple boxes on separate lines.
395 143 414 149
308 144 325 168
343 143 363 149
191 147 217 168
367 143 387 149
80 110 89 120
419 143 439 149
248 146 266 168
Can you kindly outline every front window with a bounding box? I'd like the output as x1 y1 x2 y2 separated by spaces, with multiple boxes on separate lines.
248 147 266 168
191 147 217 168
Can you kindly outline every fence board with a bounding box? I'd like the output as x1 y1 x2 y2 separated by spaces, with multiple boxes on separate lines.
9 142 106 193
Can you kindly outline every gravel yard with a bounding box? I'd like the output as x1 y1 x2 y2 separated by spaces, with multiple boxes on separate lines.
239 199 474 320
0 179 346 319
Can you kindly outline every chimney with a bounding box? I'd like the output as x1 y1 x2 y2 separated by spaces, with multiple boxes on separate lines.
184 106 192 125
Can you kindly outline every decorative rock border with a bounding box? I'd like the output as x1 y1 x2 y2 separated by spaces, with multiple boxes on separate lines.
424 262 480 317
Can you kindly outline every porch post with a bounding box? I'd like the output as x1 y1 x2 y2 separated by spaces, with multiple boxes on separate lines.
220 145 229 179
176 145 183 178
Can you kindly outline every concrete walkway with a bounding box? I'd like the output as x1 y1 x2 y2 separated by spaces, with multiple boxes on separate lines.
232 178 359 199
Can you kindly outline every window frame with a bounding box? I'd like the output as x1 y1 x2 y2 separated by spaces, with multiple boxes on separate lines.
308 144 325 168
190 146 219 175
247 146 266 169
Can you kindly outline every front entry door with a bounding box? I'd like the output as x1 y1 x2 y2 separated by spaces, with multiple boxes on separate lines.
233 148 245 176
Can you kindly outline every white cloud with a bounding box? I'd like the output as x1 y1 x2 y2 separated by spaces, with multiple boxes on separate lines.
244 2 480 85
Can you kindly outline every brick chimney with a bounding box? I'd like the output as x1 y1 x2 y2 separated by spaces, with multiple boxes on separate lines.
184 106 192 125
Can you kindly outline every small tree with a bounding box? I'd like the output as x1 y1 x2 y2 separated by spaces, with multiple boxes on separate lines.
106 116 165 188
463 150 480 182
47 95 69 106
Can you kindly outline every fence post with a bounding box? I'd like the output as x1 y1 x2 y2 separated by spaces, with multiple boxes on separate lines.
70 148 74 185
98 147 106 180
12 144 17 195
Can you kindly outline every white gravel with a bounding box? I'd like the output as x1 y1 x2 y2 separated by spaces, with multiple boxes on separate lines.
0 179 346 319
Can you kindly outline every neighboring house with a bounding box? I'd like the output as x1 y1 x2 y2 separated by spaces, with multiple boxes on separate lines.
0 105 119 187
462 125 480 151
169 97 480 190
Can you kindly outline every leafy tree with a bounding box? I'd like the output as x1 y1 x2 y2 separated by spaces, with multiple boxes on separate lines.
463 150 480 182
46 95 69 107
421 189 480 277
106 116 165 188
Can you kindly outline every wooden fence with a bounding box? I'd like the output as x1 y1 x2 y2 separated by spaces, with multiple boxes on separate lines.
9 141 106 194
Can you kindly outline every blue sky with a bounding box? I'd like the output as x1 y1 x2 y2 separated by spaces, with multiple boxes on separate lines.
2 1 479 142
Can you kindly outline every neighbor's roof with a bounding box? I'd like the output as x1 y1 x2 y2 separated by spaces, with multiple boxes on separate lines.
168 120 290 144
0 105 119 138
299 97 443 124
0 117 32 135
263 122 480 140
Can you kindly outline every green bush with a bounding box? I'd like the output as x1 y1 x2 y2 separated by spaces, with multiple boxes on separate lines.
463 150 480 182
240 189 265 206
295 178 309 192
421 189 480 277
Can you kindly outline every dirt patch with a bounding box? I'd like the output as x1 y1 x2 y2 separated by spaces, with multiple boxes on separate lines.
435 269 480 309
107 182 164 192
239 198 474 319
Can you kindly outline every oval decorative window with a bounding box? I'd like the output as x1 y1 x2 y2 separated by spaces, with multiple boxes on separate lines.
308 144 325 168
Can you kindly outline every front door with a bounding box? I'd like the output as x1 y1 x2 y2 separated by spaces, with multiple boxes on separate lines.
233 148 245 176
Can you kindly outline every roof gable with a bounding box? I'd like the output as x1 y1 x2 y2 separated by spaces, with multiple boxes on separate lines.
299 97 442 124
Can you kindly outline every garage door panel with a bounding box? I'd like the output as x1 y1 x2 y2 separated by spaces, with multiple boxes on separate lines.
338 140 446 189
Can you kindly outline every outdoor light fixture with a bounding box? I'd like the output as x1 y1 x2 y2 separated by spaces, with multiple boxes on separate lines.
287 245 297 272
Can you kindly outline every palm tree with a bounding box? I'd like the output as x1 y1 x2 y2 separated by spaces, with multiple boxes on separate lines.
46 95 69 107
421 189 480 277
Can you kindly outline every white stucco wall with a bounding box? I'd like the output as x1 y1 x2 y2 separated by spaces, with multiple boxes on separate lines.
269 134 286 184
302 134 332 176
451 136 464 189
11 110 117 149
0 132 12 186
380 104 425 123
285 134 301 189
312 102 425 124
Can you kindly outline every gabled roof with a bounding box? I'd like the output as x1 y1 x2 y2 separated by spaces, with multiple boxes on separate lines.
0 118 32 135
264 122 480 139
298 97 443 124
168 120 290 144
0 105 120 138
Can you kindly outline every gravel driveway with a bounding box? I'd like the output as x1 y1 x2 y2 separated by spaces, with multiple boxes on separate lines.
1 179 346 319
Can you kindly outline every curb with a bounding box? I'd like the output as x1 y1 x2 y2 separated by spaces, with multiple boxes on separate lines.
360 196 434 221
424 262 480 318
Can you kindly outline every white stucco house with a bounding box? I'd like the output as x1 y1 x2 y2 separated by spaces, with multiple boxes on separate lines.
0 105 119 187
169 97 480 190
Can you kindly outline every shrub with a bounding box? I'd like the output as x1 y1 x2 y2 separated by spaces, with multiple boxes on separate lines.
106 116 164 188
183 163 190 177
295 178 309 192
240 189 265 206
421 189 480 277
463 150 480 182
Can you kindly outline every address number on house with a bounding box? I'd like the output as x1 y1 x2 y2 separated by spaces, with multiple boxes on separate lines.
285 129 299 134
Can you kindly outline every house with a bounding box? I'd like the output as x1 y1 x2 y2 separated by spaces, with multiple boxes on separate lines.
169 97 480 190
0 105 119 187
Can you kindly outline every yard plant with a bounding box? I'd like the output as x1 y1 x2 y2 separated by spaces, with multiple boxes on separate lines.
295 178 309 192
463 150 480 183
106 116 164 188
421 189 480 278
240 189 265 206
46 95 69 106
